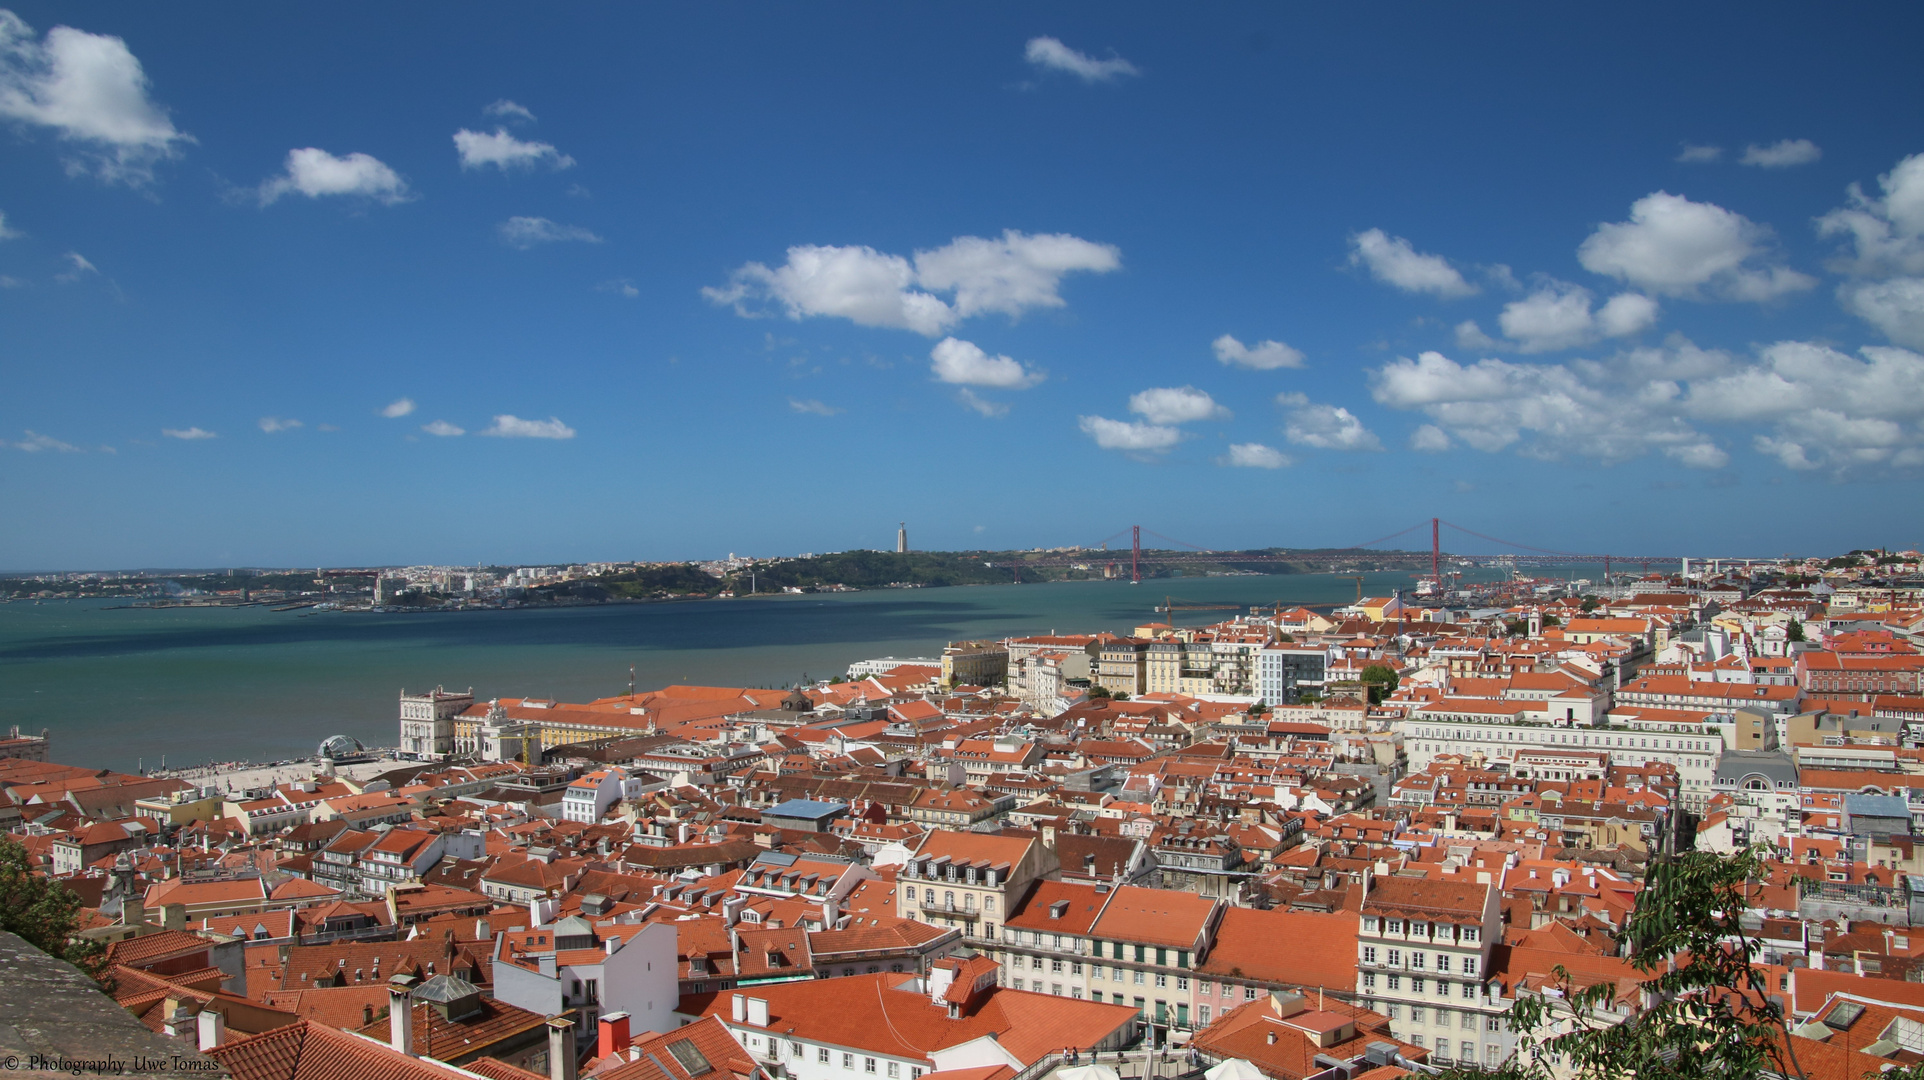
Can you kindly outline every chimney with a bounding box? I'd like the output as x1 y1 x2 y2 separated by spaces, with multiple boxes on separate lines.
124 895 148 930
475 918 491 941
730 994 747 1023
163 903 187 932
746 998 769 1026
598 1012 631 1059
196 1008 227 1051
388 975 417 1056
547 1018 578 1080
163 1004 198 1041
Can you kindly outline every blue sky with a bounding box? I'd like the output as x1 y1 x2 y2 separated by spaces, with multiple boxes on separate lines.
3 4 1923 569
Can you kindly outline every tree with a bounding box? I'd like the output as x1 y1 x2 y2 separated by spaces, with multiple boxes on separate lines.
1579 596 1599 613
1359 664 1399 703
0 838 107 981
1431 846 1808 1080
1787 619 1805 642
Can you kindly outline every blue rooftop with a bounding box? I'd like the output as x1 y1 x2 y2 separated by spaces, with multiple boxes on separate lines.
765 798 850 821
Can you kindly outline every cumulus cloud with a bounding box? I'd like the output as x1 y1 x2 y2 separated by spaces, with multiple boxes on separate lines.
380 398 416 418
1839 278 1924 349
1740 139 1821 168
12 429 78 452
1213 334 1304 370
1819 152 1924 278
479 414 574 439
454 127 573 170
1024 37 1139 82
0 11 191 184
0 210 17 240
162 426 215 440
1369 339 1924 474
929 337 1043 388
597 278 640 298
1576 191 1814 301
787 398 840 417
1348 228 1478 298
483 99 536 122
258 416 301 433
421 419 464 436
258 148 410 205
498 216 601 248
955 389 1008 418
1280 395 1383 451
1219 442 1289 469
1129 385 1228 425
1454 320 1499 350
705 230 1120 337
1410 424 1452 452
1676 145 1723 164
1078 415 1181 454
1495 282 1659 352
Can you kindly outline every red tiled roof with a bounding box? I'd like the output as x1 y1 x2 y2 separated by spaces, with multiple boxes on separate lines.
209 1019 478 1080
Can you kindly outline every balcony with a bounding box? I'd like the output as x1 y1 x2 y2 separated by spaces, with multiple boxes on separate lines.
920 897 981 919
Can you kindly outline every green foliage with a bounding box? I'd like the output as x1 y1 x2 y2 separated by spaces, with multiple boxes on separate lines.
1826 554 1865 569
0 838 107 981
1454 846 1802 1080
1579 596 1599 613
1787 619 1805 642
1359 663 1399 704
598 563 724 598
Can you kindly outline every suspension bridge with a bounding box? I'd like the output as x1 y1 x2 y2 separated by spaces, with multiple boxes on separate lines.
1006 519 1697 585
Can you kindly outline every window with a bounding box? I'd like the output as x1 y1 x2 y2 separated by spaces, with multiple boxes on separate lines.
1412 978 1425 994
1177 977 1189 991
1434 954 1450 973
1362 946 1377 964
1245 986 1258 1000
985 897 995 912
905 886 916 901
1113 966 1124 981
1051 959 1063 974
864 1059 876 1074
1133 969 1145 985
1071 963 1082 976
1387 919 1403 934
1462 1041 1476 1062
1363 972 1377 989
1411 953 1425 970
1460 981 1475 999
1387 1005 1400 1020
843 1054 855 1070
1199 1005 1211 1024
1155 974 1167 988
1387 976 1400 991
1462 1013 1476 1030
1031 957 1042 971
1462 957 1478 977
1093 966 1104 981
1388 949 1402 967
820 1050 831 1064
888 1065 900 1079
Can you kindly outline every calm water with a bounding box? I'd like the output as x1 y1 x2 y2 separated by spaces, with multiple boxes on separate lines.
0 568 1560 771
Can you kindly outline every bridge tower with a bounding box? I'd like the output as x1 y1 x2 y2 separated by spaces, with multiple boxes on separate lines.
1431 518 1440 587
1132 526 1141 584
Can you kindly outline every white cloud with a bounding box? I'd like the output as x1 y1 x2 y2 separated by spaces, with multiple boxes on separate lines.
1676 144 1723 164
498 216 601 248
0 210 17 239
479 414 574 439
258 148 409 205
1496 282 1659 352
1282 399 1383 451
1410 424 1452 452
162 426 215 440
0 11 190 184
53 250 94 281
380 398 416 418
1129 385 1228 425
929 337 1043 388
1663 442 1730 469
454 127 573 171
955 389 1008 418
1213 333 1304 370
705 230 1120 337
1839 278 1924 349
258 416 301 433
788 398 840 417
597 278 640 298
1454 320 1499 350
1739 138 1821 168
1023 37 1139 82
421 419 464 436
1576 191 1814 301
1348 228 1478 298
13 429 78 452
483 99 536 122
1819 153 1924 277
1078 415 1181 453
1219 442 1289 469
1369 339 1924 474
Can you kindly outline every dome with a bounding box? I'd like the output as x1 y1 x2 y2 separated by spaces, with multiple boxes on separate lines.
317 735 364 760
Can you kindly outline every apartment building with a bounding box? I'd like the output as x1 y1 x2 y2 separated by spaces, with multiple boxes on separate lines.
1097 639 1151 698
398 687 475 759
1254 645 1329 705
896 830 1058 945
1355 875 1505 1070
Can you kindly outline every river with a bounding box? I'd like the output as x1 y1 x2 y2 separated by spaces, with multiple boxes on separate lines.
0 567 1586 772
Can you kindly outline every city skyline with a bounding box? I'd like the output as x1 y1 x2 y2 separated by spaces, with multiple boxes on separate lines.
3 6 1924 568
